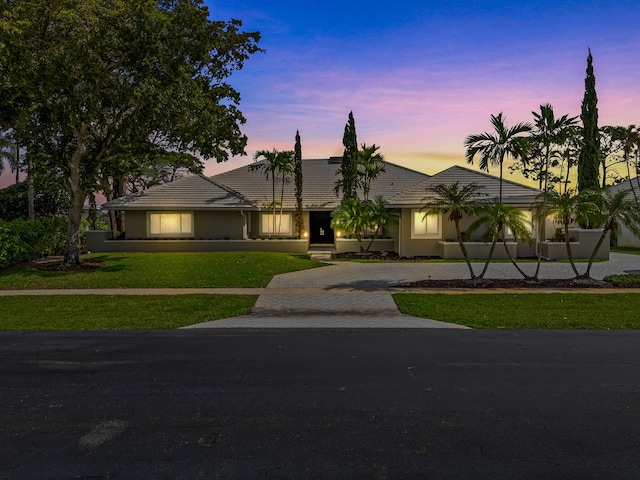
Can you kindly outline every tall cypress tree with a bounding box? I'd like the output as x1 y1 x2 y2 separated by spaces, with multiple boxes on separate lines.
577 49 601 192
293 130 304 238
337 111 358 199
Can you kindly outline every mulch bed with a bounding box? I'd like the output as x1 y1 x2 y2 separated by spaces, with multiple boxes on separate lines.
394 278 616 289
335 251 629 289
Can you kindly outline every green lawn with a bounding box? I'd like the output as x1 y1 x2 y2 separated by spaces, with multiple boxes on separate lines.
0 252 324 289
393 293 640 329
0 294 257 330
612 246 640 255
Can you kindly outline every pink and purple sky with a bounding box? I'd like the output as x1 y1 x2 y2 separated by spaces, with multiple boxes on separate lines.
2 1 638 188
204 0 640 183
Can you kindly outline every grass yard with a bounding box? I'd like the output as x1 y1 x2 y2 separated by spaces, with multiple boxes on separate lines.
393 293 640 329
0 252 324 289
0 294 257 330
612 246 640 255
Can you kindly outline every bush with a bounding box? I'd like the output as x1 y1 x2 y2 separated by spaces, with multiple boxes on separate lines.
603 274 640 288
0 217 68 269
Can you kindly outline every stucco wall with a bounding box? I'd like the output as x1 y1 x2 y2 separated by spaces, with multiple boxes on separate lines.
123 210 246 240
618 224 640 248
87 230 309 253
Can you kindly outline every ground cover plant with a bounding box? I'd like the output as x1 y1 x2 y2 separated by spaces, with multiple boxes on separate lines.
0 294 257 330
0 252 323 289
393 293 640 329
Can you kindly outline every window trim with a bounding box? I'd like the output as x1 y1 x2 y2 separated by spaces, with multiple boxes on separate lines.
147 211 194 238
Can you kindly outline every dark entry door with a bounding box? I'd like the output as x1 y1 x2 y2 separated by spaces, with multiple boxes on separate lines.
309 211 334 244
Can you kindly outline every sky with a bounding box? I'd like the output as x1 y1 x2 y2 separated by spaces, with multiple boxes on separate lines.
1 0 639 188
201 0 640 182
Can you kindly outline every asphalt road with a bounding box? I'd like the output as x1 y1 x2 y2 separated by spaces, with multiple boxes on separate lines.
1 329 639 479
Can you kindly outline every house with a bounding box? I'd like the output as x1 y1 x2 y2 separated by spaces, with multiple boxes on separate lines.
609 177 640 248
93 158 610 259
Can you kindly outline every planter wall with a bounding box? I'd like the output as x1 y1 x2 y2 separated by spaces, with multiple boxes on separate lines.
335 238 395 253
86 231 309 253
438 241 517 260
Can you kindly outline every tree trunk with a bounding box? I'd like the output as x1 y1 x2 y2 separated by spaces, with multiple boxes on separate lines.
63 125 88 266
478 235 498 279
14 143 20 184
503 238 530 279
564 222 580 277
27 156 34 221
455 220 476 279
583 229 609 278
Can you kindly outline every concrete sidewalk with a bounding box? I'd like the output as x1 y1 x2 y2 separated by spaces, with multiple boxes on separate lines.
183 252 640 329
3 252 639 329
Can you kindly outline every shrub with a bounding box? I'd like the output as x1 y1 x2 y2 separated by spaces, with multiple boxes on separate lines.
0 217 68 269
603 274 640 288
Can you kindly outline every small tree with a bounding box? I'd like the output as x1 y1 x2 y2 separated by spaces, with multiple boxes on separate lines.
610 125 639 202
335 112 359 199
465 113 531 205
534 190 595 278
421 182 485 279
330 197 372 252
582 188 640 278
293 130 304 238
468 201 533 279
358 144 385 200
250 149 295 237
577 49 601 192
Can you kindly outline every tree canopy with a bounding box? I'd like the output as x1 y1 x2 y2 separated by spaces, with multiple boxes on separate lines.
577 49 601 192
0 0 261 264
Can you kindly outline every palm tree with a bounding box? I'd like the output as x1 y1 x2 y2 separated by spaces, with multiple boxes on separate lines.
558 126 582 194
468 201 533 279
363 196 395 252
465 113 532 205
250 149 295 237
582 188 640 278
421 182 485 279
610 125 639 202
276 151 295 235
530 104 578 279
330 197 373 253
358 144 385 200
534 190 595 277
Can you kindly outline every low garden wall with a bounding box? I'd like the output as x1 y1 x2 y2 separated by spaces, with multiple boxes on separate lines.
438 241 518 260
86 230 309 254
335 238 395 253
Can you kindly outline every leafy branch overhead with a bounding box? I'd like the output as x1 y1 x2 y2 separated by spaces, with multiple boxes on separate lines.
0 0 262 265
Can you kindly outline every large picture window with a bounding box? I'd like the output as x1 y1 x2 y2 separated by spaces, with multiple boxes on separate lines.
260 212 292 236
147 212 193 237
411 210 441 239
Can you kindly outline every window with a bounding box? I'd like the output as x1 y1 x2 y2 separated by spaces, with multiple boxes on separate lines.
260 212 292 236
147 212 193 237
411 210 441 239
504 210 534 239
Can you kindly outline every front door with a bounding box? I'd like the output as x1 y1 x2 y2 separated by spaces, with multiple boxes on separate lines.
309 211 334 244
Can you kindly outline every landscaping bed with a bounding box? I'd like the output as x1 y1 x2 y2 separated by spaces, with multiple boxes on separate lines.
394 278 620 289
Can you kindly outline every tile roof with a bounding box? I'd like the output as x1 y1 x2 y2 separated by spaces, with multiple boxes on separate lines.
102 174 256 210
101 161 542 211
387 165 542 206
211 158 429 210
608 177 640 196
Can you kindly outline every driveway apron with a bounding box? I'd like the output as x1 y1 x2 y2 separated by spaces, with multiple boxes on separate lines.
186 252 640 329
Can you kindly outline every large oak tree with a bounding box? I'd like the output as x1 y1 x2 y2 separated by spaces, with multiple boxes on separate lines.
0 0 261 264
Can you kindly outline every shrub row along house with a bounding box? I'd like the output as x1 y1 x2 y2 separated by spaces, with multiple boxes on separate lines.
93 158 614 259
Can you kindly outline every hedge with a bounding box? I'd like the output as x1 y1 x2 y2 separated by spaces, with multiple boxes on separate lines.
0 217 68 269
